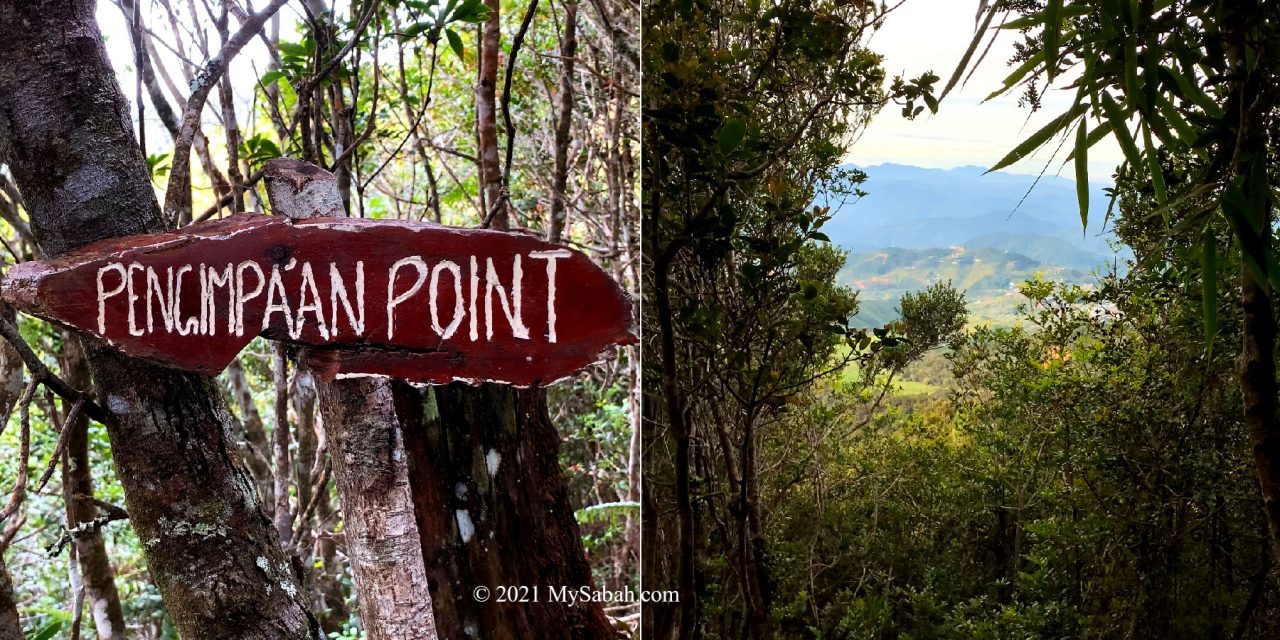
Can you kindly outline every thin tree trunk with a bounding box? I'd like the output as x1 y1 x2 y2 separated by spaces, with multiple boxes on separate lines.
1227 4 1280 546
226 358 275 507
653 254 697 640
314 489 349 635
292 366 320 557
399 382 617 639
1239 225 1280 542
59 340 127 640
477 0 504 227
316 379 437 640
0 304 22 640
547 0 578 243
0 561 18 640
0 3 320 637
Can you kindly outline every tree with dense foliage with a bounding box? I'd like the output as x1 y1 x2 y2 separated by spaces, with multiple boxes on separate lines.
641 1 954 637
953 0 1280 542
644 0 1280 638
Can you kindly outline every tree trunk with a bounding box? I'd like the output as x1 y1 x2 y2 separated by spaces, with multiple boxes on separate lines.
316 379 437 640
59 340 128 640
0 304 22 640
547 0 578 244
397 382 616 639
226 358 275 508
0 2 320 637
1226 3 1280 547
477 0 504 227
454 5 613 633
0 560 19 640
1239 220 1280 543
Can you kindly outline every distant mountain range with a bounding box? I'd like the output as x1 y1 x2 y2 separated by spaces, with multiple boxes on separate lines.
820 164 1127 325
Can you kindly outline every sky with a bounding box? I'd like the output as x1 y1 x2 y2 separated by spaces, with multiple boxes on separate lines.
853 0 1124 183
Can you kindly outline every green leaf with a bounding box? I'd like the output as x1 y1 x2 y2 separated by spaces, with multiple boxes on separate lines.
718 118 747 154
278 41 307 57
1221 182 1268 288
1044 0 1062 80
1142 124 1167 206
451 0 491 23
1099 92 1142 169
1165 61 1223 118
259 70 286 86
988 101 1085 173
1066 120 1112 160
1001 3 1090 29
29 622 61 640
401 20 433 39
445 28 464 59
983 51 1043 102
1200 226 1218 348
575 501 639 525
1074 118 1089 232
1123 36 1139 107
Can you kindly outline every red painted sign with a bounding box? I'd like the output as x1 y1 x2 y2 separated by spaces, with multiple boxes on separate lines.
1 213 634 385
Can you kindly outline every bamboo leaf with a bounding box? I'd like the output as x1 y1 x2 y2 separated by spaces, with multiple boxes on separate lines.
1099 92 1142 169
1066 120 1112 160
1074 118 1090 232
988 101 1086 173
1044 0 1062 81
983 51 1043 102
1143 124 1168 207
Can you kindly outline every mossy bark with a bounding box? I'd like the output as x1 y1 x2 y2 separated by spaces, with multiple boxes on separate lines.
0 2 319 637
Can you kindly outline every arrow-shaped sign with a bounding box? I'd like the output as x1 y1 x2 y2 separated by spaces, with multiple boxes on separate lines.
1 213 634 385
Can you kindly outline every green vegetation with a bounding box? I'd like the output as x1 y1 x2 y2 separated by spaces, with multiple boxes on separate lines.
645 0 1280 638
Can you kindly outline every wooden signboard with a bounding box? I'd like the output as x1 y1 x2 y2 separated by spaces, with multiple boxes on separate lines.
1 213 633 386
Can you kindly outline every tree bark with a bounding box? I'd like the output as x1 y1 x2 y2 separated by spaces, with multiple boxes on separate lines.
477 0 505 228
0 305 22 640
59 340 127 640
547 0 578 244
398 382 617 639
0 560 18 640
226 358 275 508
0 2 321 637
1226 2 1280 547
316 379 438 640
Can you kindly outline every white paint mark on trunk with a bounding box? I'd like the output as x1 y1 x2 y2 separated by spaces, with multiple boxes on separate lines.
455 509 475 543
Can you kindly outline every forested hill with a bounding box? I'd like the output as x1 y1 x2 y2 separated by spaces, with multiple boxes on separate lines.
823 164 1128 324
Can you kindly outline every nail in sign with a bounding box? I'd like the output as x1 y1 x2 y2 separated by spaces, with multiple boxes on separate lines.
0 213 634 385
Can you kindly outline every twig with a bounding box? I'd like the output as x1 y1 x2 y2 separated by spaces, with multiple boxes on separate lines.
0 381 38 524
35 396 87 493
500 0 541 192
0 311 108 422
73 493 129 522
162 0 290 224
190 167 266 223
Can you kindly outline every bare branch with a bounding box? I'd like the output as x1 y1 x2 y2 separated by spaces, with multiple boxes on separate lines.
162 0 290 224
